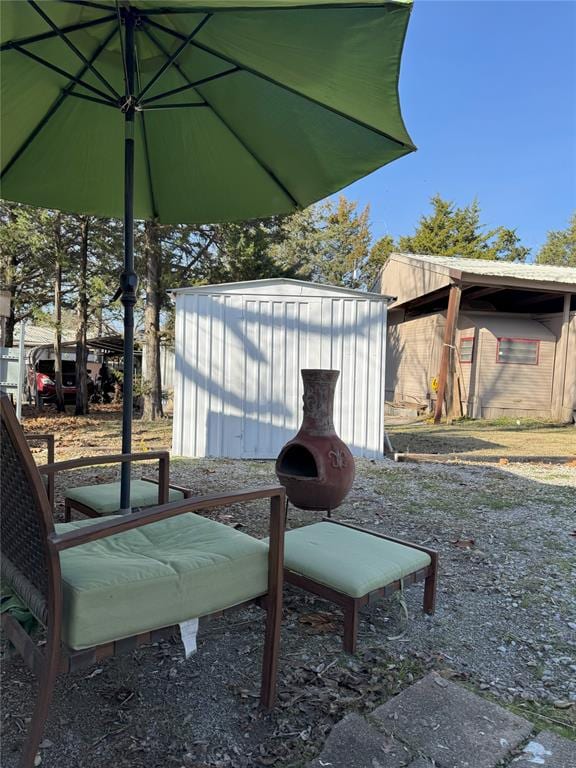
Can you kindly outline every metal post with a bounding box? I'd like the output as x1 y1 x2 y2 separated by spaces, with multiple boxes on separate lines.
120 9 137 513
16 319 26 421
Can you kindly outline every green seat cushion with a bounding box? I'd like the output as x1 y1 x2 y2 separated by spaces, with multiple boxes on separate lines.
65 479 184 514
283 523 431 598
56 513 269 650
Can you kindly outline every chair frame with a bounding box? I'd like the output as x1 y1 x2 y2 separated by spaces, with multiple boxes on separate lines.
284 518 437 654
24 433 55 507
0 396 285 768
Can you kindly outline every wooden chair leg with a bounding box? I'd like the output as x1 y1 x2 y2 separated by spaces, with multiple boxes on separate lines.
260 493 284 710
64 501 72 522
343 600 359 654
19 660 59 768
423 559 437 615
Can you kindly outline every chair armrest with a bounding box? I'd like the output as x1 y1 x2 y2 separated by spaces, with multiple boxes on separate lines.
24 433 55 463
37 451 169 474
48 485 286 552
38 451 171 505
25 433 55 507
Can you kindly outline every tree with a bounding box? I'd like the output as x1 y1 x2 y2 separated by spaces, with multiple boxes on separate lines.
269 207 320 281
536 213 576 267
141 220 164 421
208 217 298 283
365 234 395 290
74 216 92 415
398 194 529 262
52 213 67 412
312 197 371 288
0 202 53 346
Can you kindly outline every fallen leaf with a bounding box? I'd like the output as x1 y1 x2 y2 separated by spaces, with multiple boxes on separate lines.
298 612 338 634
452 539 475 549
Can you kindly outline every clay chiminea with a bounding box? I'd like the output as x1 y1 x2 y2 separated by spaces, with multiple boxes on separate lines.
275 369 355 512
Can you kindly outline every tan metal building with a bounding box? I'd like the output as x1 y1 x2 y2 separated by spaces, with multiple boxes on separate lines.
375 253 576 422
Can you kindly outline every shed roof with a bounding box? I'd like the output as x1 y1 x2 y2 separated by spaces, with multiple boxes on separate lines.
171 278 394 301
391 253 576 285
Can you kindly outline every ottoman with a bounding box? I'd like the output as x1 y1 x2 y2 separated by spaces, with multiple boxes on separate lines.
283 520 438 653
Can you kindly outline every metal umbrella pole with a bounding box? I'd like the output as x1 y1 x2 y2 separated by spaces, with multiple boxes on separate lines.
119 8 137 513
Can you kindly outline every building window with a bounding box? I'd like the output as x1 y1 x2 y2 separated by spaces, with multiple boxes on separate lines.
460 337 474 363
496 338 539 365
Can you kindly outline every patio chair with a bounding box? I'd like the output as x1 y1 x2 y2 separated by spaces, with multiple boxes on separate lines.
61 463 194 521
0 395 285 768
26 432 194 520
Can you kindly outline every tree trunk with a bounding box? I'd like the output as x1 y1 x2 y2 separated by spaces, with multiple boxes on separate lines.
142 220 163 421
75 218 90 415
53 216 66 412
4 307 15 347
2 247 18 348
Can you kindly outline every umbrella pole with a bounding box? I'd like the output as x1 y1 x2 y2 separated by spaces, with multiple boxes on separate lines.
120 9 137 513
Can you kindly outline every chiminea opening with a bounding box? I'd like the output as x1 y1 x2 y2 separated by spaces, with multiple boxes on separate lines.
278 445 318 477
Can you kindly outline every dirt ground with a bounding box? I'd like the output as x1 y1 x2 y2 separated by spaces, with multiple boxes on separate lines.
1 406 575 767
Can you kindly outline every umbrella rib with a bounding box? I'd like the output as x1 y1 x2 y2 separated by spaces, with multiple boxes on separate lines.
136 14 213 103
60 0 112 10
146 17 416 151
68 91 119 108
140 67 240 106
135 33 159 219
137 3 397 14
27 0 121 100
199 92 302 208
1 26 119 181
12 45 117 104
0 15 117 52
142 25 300 207
140 103 209 110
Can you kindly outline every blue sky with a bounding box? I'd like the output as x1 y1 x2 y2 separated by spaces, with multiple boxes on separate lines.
344 0 576 258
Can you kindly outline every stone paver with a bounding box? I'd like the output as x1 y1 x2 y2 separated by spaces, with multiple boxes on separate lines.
407 759 436 768
371 672 533 768
511 731 575 768
306 713 413 768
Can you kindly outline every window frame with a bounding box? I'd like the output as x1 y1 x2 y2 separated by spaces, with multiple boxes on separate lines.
459 336 475 364
496 337 540 366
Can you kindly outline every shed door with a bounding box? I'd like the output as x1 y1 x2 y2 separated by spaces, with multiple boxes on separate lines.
240 297 322 459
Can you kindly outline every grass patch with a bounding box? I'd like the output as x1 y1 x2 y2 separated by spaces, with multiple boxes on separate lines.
506 699 576 741
461 683 576 741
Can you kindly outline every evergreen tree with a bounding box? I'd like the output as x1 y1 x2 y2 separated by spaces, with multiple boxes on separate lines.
0 202 53 346
536 213 576 267
312 197 371 288
398 194 529 262
365 234 395 290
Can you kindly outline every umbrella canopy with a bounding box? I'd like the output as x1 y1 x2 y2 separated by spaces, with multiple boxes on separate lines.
1 0 415 508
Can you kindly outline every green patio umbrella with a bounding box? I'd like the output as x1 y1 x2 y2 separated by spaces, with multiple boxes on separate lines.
0 0 415 510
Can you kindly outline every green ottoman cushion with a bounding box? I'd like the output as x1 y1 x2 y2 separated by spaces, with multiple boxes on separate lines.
65 479 184 514
283 523 431 598
56 513 269 650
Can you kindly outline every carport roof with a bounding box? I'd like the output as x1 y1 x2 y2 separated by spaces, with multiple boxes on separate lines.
391 253 576 287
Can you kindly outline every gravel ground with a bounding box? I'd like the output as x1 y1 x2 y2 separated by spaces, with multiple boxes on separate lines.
2 453 575 767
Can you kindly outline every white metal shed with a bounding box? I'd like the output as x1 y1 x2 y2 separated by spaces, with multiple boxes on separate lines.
171 279 390 459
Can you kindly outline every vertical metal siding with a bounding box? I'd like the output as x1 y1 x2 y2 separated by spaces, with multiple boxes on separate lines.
173 290 387 459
